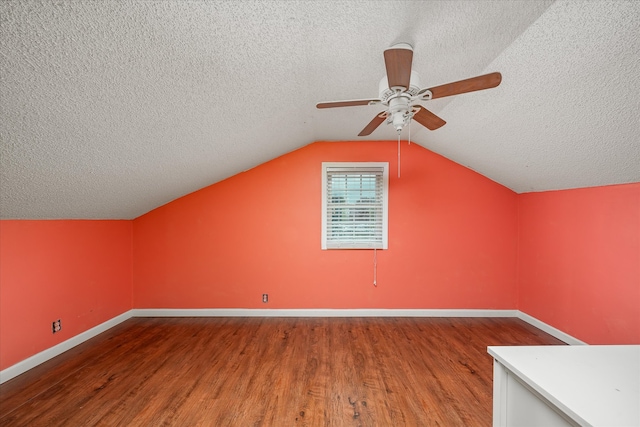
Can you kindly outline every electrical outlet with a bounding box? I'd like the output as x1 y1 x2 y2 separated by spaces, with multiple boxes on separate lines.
52 319 61 334
262 294 268 303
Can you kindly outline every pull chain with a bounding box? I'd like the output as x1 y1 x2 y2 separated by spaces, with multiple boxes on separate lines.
373 248 377 287
397 117 413 178
397 133 401 178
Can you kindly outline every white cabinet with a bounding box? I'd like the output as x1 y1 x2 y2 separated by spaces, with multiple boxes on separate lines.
488 345 640 427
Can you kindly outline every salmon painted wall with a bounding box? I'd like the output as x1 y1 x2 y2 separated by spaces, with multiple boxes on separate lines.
133 141 518 309
0 220 133 370
518 183 640 344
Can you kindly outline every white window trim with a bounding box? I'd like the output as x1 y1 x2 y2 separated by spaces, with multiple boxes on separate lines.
321 162 389 250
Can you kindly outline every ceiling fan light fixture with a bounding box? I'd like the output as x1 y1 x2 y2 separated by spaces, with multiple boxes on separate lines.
387 97 411 132
391 110 408 132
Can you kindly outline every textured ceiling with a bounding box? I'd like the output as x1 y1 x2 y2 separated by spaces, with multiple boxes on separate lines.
1 0 639 219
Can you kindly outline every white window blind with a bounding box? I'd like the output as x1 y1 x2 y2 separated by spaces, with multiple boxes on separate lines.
321 162 388 250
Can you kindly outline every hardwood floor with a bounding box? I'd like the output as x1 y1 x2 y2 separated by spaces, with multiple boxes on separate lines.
0 317 564 426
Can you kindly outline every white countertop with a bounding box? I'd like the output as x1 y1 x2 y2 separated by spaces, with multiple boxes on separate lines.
488 345 640 427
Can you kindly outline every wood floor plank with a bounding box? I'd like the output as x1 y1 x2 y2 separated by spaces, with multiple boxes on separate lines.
0 317 565 426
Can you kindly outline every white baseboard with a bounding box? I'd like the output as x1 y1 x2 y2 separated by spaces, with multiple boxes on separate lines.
0 310 133 384
132 309 582 345
131 308 520 318
516 311 586 345
1 308 582 384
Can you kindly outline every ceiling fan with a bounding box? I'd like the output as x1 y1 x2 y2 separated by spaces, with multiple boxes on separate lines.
316 43 502 136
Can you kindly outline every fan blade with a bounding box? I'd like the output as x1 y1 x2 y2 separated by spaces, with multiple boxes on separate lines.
422 72 502 99
316 99 380 109
358 112 386 136
412 106 446 130
384 44 413 90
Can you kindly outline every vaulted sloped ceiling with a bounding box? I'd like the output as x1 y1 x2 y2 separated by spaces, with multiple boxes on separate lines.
1 1 638 219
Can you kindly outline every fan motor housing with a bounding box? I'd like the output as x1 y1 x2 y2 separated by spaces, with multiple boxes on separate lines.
379 70 421 102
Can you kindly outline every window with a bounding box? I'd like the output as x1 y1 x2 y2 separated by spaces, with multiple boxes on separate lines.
321 162 388 249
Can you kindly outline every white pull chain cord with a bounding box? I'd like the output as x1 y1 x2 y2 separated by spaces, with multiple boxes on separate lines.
373 248 377 287
397 133 401 178
397 118 412 178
